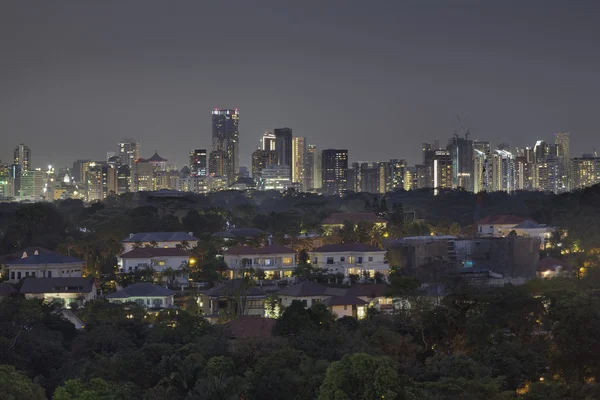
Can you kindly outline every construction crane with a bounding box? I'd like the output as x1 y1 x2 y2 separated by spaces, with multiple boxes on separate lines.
454 113 471 140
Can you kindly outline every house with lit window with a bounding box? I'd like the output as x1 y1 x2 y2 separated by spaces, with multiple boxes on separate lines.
121 232 199 253
200 280 267 323
117 248 191 285
308 243 389 280
105 282 175 309
20 277 96 307
223 245 296 280
4 250 84 283
276 281 346 309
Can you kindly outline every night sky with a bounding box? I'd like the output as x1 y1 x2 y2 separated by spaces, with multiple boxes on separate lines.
1 0 599 170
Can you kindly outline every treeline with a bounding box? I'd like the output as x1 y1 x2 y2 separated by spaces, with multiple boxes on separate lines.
2 277 600 399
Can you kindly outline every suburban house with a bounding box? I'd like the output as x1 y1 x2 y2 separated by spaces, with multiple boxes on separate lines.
105 282 175 308
309 243 389 279
20 277 96 307
277 281 346 309
4 250 84 283
121 231 199 253
118 248 191 285
223 245 296 280
276 281 392 319
321 212 387 234
0 282 18 301
199 279 267 323
476 216 557 248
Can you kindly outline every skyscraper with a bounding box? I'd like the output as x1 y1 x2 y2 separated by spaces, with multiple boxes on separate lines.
555 132 571 190
305 144 317 191
573 154 600 189
211 108 239 183
189 149 207 176
433 150 452 195
251 149 276 179
490 149 514 192
13 144 31 171
274 128 293 179
447 136 474 191
118 139 140 168
291 136 307 189
262 132 276 151
321 149 348 196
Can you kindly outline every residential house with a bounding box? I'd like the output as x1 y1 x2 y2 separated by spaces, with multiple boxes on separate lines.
321 212 387 234
321 293 368 319
223 245 296 280
4 250 84 283
200 280 267 323
106 282 175 308
309 243 389 279
475 215 552 239
20 277 96 307
118 248 191 285
277 281 346 309
122 231 199 253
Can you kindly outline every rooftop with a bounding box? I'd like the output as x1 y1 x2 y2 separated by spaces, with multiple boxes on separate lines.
513 220 541 229
20 277 95 294
0 282 18 296
106 282 174 298
204 280 267 298
476 215 537 225
277 281 329 297
0 247 53 264
311 243 381 253
321 295 368 307
5 250 83 266
321 212 387 225
120 248 189 259
223 245 295 256
147 152 168 162
122 232 199 243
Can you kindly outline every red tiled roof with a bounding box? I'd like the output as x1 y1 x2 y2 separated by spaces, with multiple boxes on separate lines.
223 316 275 338
223 245 295 256
120 248 189 258
476 215 536 225
321 212 387 225
538 257 570 272
311 243 381 253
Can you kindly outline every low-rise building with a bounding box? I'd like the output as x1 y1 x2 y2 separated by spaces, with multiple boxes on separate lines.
476 215 536 237
223 245 296 279
277 281 346 309
118 248 191 285
20 277 96 307
200 280 267 323
122 231 199 253
4 250 84 283
309 243 389 279
106 282 175 308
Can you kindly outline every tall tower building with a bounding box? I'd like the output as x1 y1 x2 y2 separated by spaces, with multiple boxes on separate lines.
291 136 307 189
555 132 571 190
433 150 453 195
189 149 207 176
447 136 474 191
573 154 600 189
321 149 348 196
274 128 293 179
118 139 140 168
13 144 31 171
211 108 240 183
305 144 317 191
490 149 514 192
251 149 276 179
262 132 276 151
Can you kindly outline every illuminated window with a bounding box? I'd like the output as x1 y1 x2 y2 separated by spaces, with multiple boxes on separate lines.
282 257 293 265
348 256 355 263
158 261 166 266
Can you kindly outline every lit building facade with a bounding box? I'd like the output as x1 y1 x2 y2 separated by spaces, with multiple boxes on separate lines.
251 149 276 179
118 139 140 168
13 144 31 171
189 149 207 176
321 149 348 196
572 155 600 189
490 149 514 192
433 150 452 194
292 136 307 190
274 128 293 179
212 108 239 184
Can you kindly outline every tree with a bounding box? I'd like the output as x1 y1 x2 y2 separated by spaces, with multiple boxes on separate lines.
53 378 140 400
189 356 248 400
318 353 411 400
0 364 45 400
273 300 315 336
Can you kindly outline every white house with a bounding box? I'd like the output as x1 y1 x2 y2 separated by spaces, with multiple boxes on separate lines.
20 277 96 307
121 232 199 253
4 250 84 283
106 282 175 309
223 245 296 280
476 215 556 247
118 248 191 285
309 243 389 279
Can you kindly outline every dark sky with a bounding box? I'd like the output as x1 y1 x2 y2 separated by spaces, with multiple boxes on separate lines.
1 0 599 170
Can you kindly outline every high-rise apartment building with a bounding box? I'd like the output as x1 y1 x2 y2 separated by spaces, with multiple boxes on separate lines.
473 149 488 193
212 109 239 184
274 128 293 179
19 170 45 201
533 140 548 163
72 160 92 183
292 136 307 189
403 167 416 191
189 149 207 176
515 156 533 191
572 154 600 189
118 139 140 168
433 150 452 194
305 144 317 191
389 159 407 191
533 155 562 193
490 150 514 192
555 132 571 190
262 132 276 151
321 149 348 196
13 144 31 171
209 150 229 178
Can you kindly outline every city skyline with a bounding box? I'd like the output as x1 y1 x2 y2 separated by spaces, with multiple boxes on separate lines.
2 1 600 169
